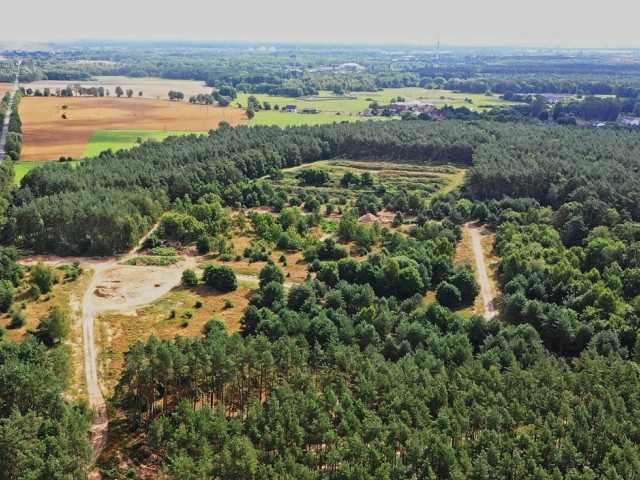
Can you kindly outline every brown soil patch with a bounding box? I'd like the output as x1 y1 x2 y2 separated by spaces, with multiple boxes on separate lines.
20 97 249 160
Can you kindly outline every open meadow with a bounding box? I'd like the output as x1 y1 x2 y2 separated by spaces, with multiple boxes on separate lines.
20 96 248 160
238 87 519 115
250 109 362 127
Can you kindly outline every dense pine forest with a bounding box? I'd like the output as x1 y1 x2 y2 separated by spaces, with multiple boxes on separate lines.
4 113 640 478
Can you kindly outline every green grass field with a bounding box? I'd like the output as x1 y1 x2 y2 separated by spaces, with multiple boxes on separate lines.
238 87 518 116
236 91 372 113
14 160 80 185
84 130 207 157
250 110 362 127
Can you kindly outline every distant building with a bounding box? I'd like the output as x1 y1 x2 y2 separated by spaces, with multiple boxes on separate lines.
302 107 318 114
284 105 297 113
592 121 606 128
545 95 564 104
391 101 432 111
337 62 365 72
622 117 640 126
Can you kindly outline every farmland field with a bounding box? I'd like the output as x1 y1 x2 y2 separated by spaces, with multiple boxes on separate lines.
21 76 212 100
0 81 12 98
84 129 206 157
19 96 248 160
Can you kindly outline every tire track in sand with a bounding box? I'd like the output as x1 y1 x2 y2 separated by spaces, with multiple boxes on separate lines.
468 224 498 319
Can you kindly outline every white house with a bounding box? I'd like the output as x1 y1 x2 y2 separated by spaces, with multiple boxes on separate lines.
622 117 640 126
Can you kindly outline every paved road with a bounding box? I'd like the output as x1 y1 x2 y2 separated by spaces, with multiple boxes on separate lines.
0 61 20 163
468 225 497 319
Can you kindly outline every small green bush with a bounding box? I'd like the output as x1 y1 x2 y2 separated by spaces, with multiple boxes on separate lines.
9 310 26 329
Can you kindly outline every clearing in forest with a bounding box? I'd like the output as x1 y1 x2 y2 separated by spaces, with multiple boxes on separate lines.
280 159 466 204
19 97 249 160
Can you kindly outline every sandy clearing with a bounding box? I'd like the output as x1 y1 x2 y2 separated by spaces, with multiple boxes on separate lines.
82 256 196 463
468 224 498 320
20 96 249 160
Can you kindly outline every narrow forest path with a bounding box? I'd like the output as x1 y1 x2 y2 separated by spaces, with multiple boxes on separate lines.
467 224 498 320
82 264 110 461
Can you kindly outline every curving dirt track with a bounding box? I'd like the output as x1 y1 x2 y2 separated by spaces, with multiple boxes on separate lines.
468 225 498 320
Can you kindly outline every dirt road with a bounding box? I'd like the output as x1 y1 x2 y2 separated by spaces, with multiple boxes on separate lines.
82 261 187 459
468 225 497 320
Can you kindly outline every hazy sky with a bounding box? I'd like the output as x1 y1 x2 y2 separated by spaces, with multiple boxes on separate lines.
2 0 639 48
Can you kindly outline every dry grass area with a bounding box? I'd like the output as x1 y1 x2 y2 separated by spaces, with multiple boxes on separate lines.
481 230 500 301
22 77 212 100
1 266 92 402
454 226 482 317
96 284 253 395
20 96 249 160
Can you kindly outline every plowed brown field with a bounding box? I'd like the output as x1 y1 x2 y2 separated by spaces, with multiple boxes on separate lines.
20 97 249 160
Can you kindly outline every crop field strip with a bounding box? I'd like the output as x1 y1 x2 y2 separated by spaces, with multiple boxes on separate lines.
19 96 248 160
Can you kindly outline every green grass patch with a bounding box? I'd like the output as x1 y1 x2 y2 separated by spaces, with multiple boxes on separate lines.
239 87 519 117
237 91 372 113
123 256 184 266
321 219 339 232
84 129 207 157
14 161 80 186
151 247 177 256
250 110 361 127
